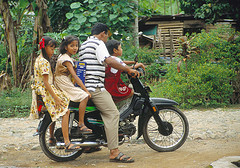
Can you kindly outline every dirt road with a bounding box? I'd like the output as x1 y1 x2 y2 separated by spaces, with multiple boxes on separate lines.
1 107 240 168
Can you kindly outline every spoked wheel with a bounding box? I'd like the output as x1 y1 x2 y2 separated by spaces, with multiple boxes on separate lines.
143 106 189 152
39 119 83 162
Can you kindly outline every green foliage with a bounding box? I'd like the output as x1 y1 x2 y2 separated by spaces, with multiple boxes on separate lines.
150 25 239 108
0 43 9 73
189 25 240 71
121 42 161 64
44 32 69 44
48 0 79 32
65 0 136 40
0 17 4 41
0 88 31 118
139 0 183 16
151 63 234 108
0 1 35 75
143 63 163 83
179 0 240 28
121 42 166 83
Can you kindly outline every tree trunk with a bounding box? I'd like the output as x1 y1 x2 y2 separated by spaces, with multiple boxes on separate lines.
0 0 18 87
164 0 166 15
30 0 52 77
176 0 180 14
170 0 172 15
133 0 139 48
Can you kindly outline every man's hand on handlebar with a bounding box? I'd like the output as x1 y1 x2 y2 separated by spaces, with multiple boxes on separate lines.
127 69 139 78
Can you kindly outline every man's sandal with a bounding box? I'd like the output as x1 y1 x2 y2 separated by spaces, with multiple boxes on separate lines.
78 124 92 134
109 152 134 163
65 142 81 152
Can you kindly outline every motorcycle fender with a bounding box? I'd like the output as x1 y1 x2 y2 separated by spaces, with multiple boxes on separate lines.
150 97 178 106
136 106 150 139
34 112 52 136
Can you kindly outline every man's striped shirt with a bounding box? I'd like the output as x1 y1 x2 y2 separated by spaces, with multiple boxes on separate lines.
79 36 110 92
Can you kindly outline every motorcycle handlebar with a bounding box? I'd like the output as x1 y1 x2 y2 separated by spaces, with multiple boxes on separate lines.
129 67 145 78
136 67 145 77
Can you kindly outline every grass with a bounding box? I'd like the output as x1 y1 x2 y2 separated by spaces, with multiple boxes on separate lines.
0 87 32 118
1 86 240 118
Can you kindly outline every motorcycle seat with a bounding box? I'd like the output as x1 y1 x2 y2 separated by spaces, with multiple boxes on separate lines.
69 99 95 108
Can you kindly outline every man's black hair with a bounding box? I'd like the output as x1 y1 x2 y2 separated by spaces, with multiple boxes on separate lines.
91 22 109 35
106 40 121 55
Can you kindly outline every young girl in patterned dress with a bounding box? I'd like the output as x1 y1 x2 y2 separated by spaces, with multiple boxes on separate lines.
32 36 79 152
55 35 92 134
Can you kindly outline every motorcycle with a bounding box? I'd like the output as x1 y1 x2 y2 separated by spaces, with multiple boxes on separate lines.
33 57 189 162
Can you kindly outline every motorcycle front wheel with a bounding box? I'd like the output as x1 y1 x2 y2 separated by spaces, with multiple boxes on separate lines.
39 119 83 162
143 106 189 152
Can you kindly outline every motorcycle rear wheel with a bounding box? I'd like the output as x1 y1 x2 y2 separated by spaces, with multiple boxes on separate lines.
143 106 189 152
39 120 83 162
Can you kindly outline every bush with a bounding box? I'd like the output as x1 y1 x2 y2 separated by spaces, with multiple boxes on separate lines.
149 25 239 108
189 24 240 72
150 62 234 108
121 43 162 64
0 88 31 118
0 43 9 73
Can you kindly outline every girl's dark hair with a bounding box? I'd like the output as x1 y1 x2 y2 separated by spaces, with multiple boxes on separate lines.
59 35 80 54
106 40 121 55
91 22 109 35
40 36 57 72
40 36 57 62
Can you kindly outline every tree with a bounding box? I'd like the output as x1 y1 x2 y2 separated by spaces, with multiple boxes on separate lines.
138 0 182 16
30 0 52 83
47 0 79 32
0 0 18 86
65 0 137 41
179 0 240 30
0 0 52 88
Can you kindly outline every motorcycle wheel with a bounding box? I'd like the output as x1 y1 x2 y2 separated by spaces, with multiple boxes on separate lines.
143 106 189 152
39 119 83 162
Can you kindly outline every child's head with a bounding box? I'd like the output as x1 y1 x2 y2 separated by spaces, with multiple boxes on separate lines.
106 40 122 57
59 35 80 55
40 36 57 61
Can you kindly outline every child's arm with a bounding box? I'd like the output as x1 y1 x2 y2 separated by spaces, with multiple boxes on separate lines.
123 61 135 65
63 61 91 98
123 61 145 70
42 74 65 109
133 63 145 70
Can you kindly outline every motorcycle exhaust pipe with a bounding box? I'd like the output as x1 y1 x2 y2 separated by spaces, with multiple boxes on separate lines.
56 139 125 149
56 141 101 149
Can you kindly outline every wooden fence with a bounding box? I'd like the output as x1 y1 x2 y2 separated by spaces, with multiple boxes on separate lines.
153 21 183 59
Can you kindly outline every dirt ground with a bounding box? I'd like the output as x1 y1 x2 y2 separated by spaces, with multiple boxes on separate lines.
1 138 240 168
1 107 240 168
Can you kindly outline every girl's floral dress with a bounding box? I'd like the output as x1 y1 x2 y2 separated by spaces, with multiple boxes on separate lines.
30 55 69 121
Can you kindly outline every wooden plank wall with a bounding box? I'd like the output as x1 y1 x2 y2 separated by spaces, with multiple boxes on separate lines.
154 21 183 59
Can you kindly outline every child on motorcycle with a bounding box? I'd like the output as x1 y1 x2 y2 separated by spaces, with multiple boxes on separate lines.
31 36 79 152
54 35 92 134
105 40 145 103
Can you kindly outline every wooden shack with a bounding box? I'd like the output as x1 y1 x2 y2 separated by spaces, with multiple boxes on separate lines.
139 14 205 59
139 14 236 59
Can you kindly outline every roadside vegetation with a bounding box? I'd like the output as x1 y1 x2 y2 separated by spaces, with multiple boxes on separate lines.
0 0 240 117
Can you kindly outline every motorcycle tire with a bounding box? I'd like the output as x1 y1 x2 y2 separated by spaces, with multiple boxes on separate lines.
143 106 189 152
39 120 83 162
